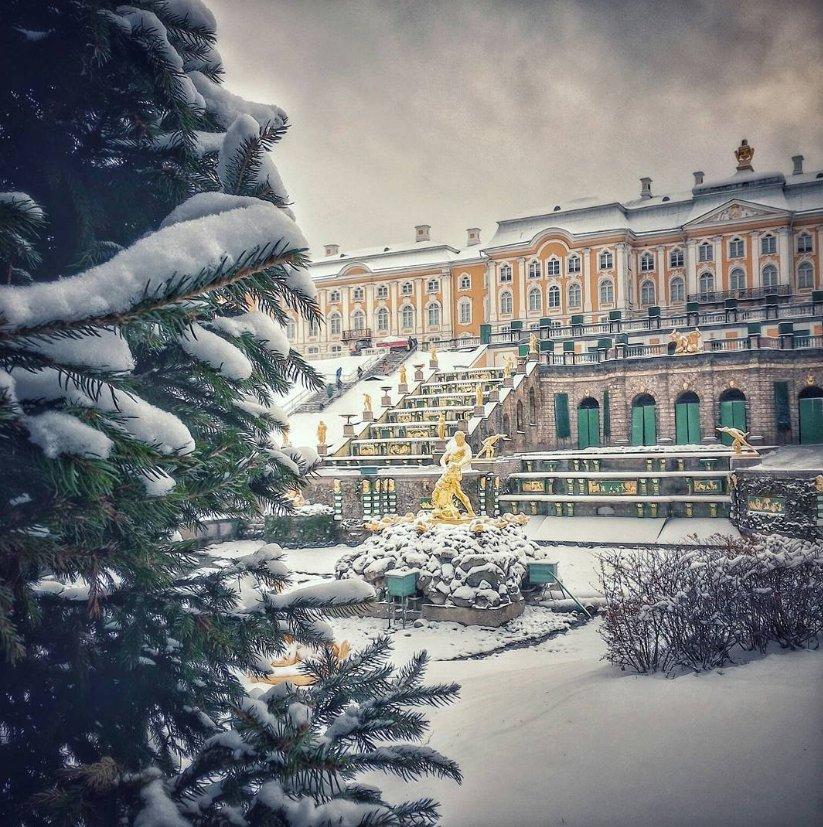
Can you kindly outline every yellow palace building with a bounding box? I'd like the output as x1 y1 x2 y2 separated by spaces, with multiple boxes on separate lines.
288 141 822 357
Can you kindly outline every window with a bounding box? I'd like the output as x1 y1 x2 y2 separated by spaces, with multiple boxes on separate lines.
669 248 684 268
698 242 713 262
762 263 778 289
286 319 297 339
568 282 582 308
329 313 341 336
500 290 513 315
670 276 685 303
798 261 814 289
640 252 655 272
376 307 389 331
548 285 561 308
729 267 745 291
458 298 472 325
352 286 364 302
528 286 542 313
547 258 561 277
427 278 439 293
331 344 342 354
352 310 366 331
599 279 614 305
308 319 320 336
329 289 341 303
376 284 388 299
699 271 714 294
499 264 512 283
760 234 776 255
599 250 613 270
640 280 655 306
427 302 441 327
728 238 744 258
401 281 413 295
459 273 471 290
797 233 813 253
568 254 581 274
528 260 541 279
401 304 414 328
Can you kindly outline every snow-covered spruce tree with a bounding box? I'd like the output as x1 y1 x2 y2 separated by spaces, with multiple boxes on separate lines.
0 3 460 825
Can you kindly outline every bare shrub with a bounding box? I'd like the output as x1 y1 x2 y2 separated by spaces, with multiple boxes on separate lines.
599 535 823 675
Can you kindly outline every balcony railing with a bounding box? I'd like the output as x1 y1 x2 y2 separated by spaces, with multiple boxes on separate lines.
341 328 372 342
686 284 791 303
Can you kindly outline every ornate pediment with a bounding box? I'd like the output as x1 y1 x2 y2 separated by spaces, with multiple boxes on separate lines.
686 199 788 228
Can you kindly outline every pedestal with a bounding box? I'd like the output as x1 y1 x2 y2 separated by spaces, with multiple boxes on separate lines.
317 443 327 456
414 368 424 382
474 404 485 417
398 383 408 395
362 410 374 422
429 360 439 370
381 394 392 407
516 357 527 374
489 388 500 402
435 438 447 452
343 424 355 436
503 376 514 388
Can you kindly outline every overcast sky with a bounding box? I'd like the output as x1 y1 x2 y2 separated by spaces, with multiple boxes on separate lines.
208 0 823 257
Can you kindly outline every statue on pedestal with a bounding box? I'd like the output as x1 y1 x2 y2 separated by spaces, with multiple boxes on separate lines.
316 420 327 445
432 430 475 520
363 393 372 412
399 364 407 385
436 412 446 440
716 426 758 455
529 332 538 354
478 432 508 459
475 384 484 406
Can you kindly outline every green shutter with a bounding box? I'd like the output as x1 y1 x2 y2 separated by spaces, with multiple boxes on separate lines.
632 403 657 446
774 382 791 432
577 408 601 449
603 389 611 437
799 398 823 444
555 393 570 439
631 406 644 445
676 402 700 444
719 400 747 444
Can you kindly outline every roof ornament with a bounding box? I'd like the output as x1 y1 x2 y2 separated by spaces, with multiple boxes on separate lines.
735 139 754 172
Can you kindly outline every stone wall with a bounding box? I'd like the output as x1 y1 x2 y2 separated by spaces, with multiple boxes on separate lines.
732 471 821 539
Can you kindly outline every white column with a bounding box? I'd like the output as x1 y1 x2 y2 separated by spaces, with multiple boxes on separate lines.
714 235 724 293
487 261 499 323
616 244 629 310
686 239 697 298
441 268 452 338
656 246 665 302
582 248 592 313
342 289 351 336
415 278 424 336
391 280 400 336
517 257 527 319
777 227 791 289
365 284 374 337
751 231 760 290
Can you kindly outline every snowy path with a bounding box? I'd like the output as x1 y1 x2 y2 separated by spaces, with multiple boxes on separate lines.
219 540 823 827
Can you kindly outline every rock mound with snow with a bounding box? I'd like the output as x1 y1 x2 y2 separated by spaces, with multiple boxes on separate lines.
335 518 548 609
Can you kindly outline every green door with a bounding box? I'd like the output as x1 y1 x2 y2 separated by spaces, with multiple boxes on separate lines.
577 408 601 449
675 402 700 444
719 400 747 445
631 404 657 446
799 397 823 444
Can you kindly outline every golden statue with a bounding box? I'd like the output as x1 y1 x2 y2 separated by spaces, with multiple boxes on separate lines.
735 138 754 172
716 426 758 455
399 364 407 385
363 392 372 412
432 430 475 521
316 419 327 445
436 412 447 440
429 342 437 361
478 432 508 459
503 355 513 378
670 327 703 355
529 332 538 354
475 384 484 406
285 488 305 508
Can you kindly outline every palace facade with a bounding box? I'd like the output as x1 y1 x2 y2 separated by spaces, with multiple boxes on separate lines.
288 142 822 357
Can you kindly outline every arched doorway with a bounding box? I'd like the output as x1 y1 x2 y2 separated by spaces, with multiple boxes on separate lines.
799 386 823 444
718 388 747 445
631 393 657 446
675 391 701 445
577 397 601 449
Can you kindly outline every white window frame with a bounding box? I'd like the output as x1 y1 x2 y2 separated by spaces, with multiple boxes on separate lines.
760 234 776 255
762 263 778 289
699 271 714 293
728 238 744 259
568 282 582 308
427 301 441 327
640 252 655 272
329 289 341 303
500 290 513 315
401 304 415 328
352 310 366 331
698 242 713 262
548 285 561 308
669 249 684 268
798 261 814 289
376 284 388 299
329 313 342 336
599 279 614 305
547 258 561 277
459 273 471 290
640 280 655 306
670 276 685 303
568 255 581 274
376 306 389 331
458 298 472 325
729 267 746 291
528 260 541 279
797 233 813 254
528 286 542 313
352 287 364 302
401 281 413 296
598 250 613 270
499 264 513 283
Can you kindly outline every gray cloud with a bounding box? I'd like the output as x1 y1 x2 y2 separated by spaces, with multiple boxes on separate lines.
208 0 823 255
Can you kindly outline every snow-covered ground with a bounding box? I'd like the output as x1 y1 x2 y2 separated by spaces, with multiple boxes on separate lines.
282 345 486 449
215 538 823 827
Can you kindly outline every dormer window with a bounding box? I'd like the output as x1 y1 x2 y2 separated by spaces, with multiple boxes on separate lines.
640 252 655 272
499 264 513 283
728 238 744 259
760 234 776 255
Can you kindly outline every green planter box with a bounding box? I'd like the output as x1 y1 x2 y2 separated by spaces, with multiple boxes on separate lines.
527 562 558 585
386 572 418 597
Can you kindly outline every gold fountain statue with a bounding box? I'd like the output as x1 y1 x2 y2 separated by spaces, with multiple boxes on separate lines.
431 430 475 520
716 426 758 455
478 432 508 459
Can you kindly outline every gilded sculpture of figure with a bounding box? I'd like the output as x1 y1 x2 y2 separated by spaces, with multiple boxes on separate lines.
529 332 538 354
430 342 437 361
436 412 447 440
363 392 372 412
432 430 475 520
670 327 703 355
478 432 508 459
316 420 327 445
735 138 754 171
503 355 513 378
475 384 484 406
716 426 758 455
399 364 407 385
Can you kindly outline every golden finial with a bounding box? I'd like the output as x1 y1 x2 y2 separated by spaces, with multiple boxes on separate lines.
735 139 754 172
